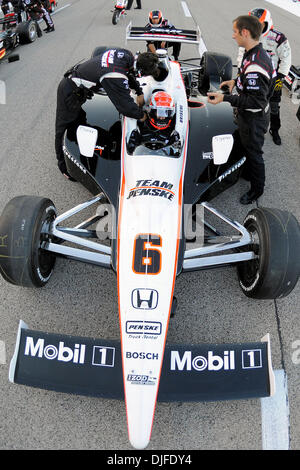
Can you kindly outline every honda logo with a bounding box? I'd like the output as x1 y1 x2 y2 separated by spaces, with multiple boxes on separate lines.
131 288 158 309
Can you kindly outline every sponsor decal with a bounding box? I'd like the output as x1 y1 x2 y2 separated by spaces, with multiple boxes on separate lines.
127 374 157 385
131 288 158 309
63 146 87 174
24 337 86 364
126 351 159 360
92 346 115 367
242 349 262 369
127 179 175 201
101 49 116 67
202 151 213 160
179 104 184 123
126 321 162 335
218 157 246 182
170 350 235 371
171 348 264 371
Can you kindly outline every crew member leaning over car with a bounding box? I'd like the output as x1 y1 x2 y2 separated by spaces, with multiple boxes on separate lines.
207 15 275 205
55 49 153 180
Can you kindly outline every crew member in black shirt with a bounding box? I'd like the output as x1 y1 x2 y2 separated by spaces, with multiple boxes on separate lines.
55 49 153 180
207 15 275 204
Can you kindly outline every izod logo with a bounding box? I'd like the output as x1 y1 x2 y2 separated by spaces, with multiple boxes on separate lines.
24 337 86 364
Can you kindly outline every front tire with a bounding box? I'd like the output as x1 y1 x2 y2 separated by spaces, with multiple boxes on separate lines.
237 207 300 299
0 196 57 287
112 10 120 25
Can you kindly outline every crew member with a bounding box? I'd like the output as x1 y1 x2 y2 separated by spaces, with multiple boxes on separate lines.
126 0 141 10
23 0 54 33
207 15 275 205
248 8 291 145
55 49 153 180
145 10 181 61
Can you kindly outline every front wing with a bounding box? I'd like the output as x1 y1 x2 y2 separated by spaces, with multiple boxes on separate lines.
9 321 275 402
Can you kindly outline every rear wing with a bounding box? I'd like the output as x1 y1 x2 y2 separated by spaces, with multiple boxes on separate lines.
126 22 201 45
9 320 275 402
0 13 18 25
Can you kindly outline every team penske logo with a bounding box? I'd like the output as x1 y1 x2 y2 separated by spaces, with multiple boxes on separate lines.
101 49 116 67
127 179 175 201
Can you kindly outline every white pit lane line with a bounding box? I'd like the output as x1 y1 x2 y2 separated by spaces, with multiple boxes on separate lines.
181 1 192 17
261 369 290 450
181 1 207 56
0 80 6 105
52 4 72 15
0 340 6 365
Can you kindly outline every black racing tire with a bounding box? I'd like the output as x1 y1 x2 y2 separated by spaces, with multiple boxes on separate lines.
0 196 57 287
237 207 300 299
198 51 232 94
91 46 109 58
16 20 37 44
112 10 120 25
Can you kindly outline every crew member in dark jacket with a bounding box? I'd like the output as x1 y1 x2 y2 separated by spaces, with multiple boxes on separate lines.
55 48 151 180
126 0 141 10
207 15 275 204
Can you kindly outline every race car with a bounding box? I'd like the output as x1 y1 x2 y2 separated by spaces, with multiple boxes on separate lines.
0 6 39 46
2 26 300 450
0 23 19 63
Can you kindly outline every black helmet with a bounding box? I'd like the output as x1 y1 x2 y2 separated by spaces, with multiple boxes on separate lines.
136 52 159 76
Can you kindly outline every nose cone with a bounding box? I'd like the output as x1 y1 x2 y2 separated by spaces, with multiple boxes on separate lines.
129 433 151 450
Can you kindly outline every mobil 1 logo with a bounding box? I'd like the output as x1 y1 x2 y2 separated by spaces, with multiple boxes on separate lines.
242 349 262 369
92 346 115 367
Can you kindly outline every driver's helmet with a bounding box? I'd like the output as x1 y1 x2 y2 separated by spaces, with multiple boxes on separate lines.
249 8 273 37
149 10 163 25
149 91 175 130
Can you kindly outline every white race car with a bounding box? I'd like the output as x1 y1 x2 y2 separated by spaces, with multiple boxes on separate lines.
2 26 300 449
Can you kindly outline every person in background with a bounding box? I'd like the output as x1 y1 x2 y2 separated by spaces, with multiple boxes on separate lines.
145 10 181 61
126 0 141 10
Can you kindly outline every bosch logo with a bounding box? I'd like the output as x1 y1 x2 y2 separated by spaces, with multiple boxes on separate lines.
126 351 159 360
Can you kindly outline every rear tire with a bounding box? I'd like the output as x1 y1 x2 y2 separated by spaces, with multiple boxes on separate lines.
91 46 109 58
237 207 300 299
198 51 232 94
16 20 37 44
0 196 57 287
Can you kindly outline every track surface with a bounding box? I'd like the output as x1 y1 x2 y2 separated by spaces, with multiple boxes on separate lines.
0 0 299 450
